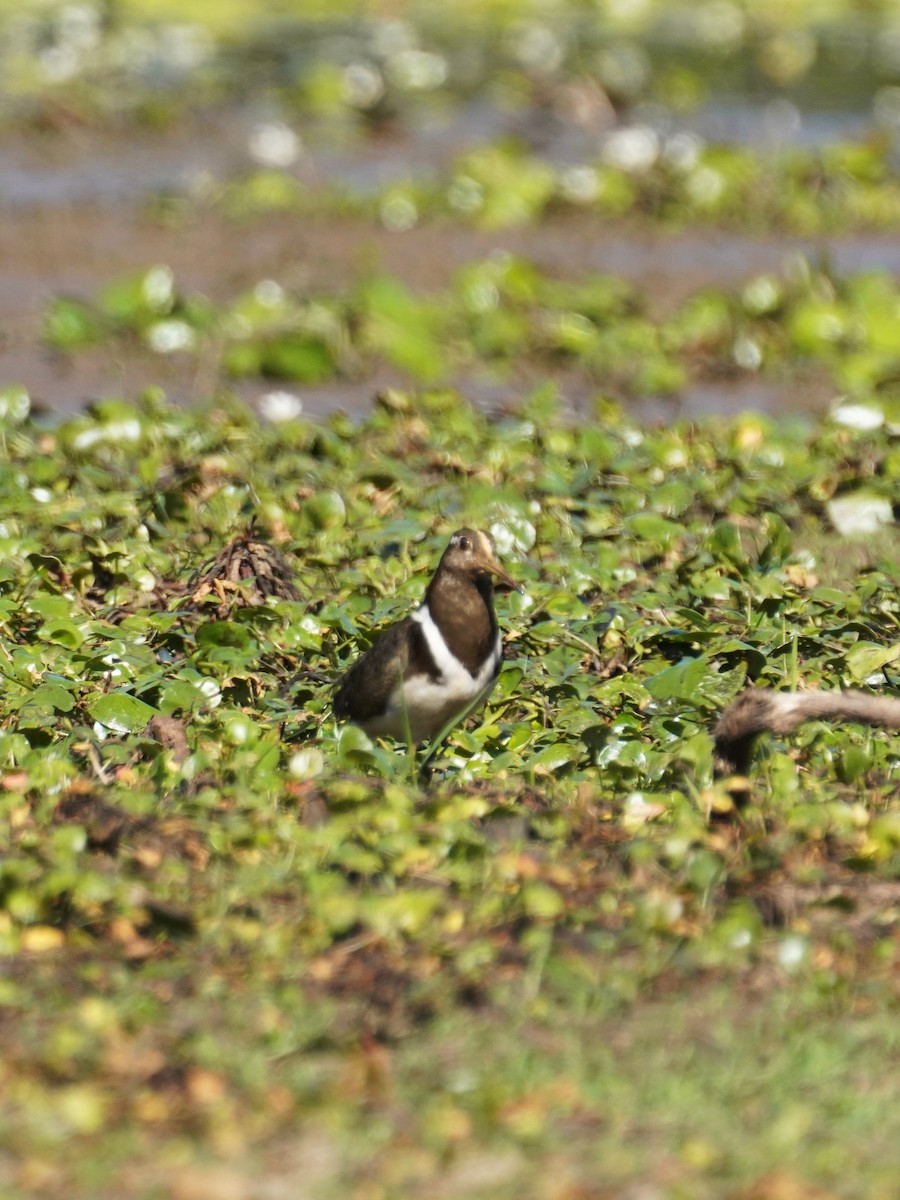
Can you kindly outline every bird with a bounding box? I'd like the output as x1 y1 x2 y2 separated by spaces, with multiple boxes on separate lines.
333 528 520 744
713 686 900 804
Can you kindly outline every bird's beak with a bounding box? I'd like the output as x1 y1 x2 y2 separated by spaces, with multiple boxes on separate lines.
482 552 521 593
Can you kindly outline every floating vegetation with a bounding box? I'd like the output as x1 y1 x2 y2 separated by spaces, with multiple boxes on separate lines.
4 0 900 136
40 253 900 412
3 369 900 1195
7 3 900 1195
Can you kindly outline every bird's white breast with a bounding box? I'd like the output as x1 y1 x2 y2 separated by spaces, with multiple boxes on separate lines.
364 603 501 742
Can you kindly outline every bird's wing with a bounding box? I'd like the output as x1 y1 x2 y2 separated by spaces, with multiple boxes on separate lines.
332 618 416 723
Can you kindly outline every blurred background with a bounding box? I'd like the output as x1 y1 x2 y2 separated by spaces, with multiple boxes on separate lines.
5 0 900 422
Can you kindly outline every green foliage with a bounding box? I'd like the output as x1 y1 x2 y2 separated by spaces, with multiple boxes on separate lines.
46 254 900 411
8 0 900 1191
1 391 899 990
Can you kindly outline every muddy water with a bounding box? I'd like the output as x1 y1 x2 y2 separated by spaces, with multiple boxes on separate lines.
0 111 890 422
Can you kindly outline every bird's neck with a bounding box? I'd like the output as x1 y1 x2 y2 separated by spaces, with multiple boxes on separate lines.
425 571 497 675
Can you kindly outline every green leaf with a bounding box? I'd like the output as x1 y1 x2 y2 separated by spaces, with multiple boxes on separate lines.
88 693 159 733
20 682 76 714
644 657 709 702
196 622 254 651
43 297 102 350
38 620 88 649
526 743 580 775
844 642 900 682
836 743 874 784
521 882 564 919
361 276 445 382
261 336 336 382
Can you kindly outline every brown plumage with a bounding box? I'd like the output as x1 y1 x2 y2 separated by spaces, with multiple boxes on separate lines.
713 687 900 803
333 529 519 743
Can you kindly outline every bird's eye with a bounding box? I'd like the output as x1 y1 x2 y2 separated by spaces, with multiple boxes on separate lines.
458 535 471 551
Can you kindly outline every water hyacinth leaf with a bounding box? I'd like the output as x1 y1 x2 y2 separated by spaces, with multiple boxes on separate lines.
0 385 30 423
159 678 208 713
836 743 874 784
844 642 900 682
88 693 159 733
758 512 793 564
302 490 346 530
707 520 747 567
521 882 564 920
625 513 683 546
37 620 89 649
361 276 445 381
711 638 761 660
99 266 175 325
645 656 709 702
43 298 102 351
25 594 76 620
19 682 77 715
196 622 255 651
360 891 441 937
260 336 336 382
526 743 581 776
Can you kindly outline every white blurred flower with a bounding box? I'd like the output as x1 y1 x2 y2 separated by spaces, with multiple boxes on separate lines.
742 275 782 315
733 336 762 371
388 48 447 90
249 122 301 168
197 679 222 708
559 165 600 203
289 748 325 778
490 510 536 555
39 45 80 83
447 176 483 215
72 419 142 450
663 131 704 172
830 402 884 431
827 491 893 536
777 934 808 971
380 194 418 232
0 387 30 422
254 279 285 308
59 4 102 52
158 23 212 71
146 319 194 354
603 126 659 172
342 62 385 108
509 23 563 71
687 165 725 206
259 390 303 423
142 265 175 311
695 0 745 50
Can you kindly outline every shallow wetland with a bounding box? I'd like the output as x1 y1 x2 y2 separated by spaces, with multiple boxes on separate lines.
2 3 900 1198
